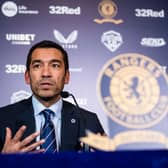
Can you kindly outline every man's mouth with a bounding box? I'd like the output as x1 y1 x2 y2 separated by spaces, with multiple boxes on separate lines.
40 82 53 89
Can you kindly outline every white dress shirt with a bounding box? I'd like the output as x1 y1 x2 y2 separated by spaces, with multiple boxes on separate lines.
32 96 62 151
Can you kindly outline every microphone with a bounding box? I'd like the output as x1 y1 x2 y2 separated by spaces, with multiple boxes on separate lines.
60 91 91 152
60 91 79 108
60 91 69 98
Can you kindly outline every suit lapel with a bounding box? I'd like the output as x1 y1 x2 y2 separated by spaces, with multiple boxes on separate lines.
15 97 36 139
60 101 80 151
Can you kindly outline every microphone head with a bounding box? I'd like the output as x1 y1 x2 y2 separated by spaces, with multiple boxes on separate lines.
60 91 70 98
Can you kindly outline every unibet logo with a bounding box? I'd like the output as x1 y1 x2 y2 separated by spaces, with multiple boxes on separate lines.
6 33 36 45
1 1 18 17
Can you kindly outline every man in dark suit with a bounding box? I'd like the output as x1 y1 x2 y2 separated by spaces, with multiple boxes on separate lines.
0 40 105 153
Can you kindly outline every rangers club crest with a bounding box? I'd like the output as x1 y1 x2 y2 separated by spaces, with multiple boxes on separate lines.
97 53 168 129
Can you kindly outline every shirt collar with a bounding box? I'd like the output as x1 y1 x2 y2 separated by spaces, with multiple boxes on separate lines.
32 95 62 119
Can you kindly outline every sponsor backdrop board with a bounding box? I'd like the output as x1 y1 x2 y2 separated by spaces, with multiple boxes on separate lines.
0 0 168 150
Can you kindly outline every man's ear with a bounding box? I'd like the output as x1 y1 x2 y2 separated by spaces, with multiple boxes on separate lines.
64 71 70 84
24 70 30 84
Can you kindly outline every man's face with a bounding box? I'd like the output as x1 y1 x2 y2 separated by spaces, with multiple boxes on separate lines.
25 48 69 104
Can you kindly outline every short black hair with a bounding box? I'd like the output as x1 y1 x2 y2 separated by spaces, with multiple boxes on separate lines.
26 40 69 71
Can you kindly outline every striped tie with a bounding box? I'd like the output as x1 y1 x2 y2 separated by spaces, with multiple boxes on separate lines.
40 109 57 153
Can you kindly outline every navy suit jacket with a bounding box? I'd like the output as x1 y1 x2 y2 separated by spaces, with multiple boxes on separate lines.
0 97 105 152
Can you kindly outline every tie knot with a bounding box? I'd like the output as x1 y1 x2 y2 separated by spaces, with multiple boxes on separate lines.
42 109 53 121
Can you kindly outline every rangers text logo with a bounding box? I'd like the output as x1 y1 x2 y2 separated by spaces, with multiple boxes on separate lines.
97 53 168 128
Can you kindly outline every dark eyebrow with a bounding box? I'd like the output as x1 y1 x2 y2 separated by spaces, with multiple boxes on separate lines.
31 59 62 64
50 59 62 64
31 60 42 64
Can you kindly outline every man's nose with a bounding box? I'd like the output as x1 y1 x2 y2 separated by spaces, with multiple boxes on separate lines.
41 66 51 77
